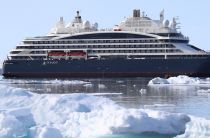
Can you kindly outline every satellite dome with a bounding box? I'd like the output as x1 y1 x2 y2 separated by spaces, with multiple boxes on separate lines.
163 20 169 27
83 20 91 29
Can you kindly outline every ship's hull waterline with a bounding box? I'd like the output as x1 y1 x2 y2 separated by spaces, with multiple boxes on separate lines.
3 58 210 78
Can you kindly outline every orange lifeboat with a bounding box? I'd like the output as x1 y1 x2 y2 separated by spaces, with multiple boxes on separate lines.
48 51 66 59
67 51 86 59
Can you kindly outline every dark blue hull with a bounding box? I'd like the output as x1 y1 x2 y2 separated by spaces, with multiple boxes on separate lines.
3 58 210 78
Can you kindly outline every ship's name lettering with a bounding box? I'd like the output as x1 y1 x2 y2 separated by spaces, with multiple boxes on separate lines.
45 61 58 64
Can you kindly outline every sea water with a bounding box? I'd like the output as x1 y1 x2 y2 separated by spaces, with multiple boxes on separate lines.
0 75 210 138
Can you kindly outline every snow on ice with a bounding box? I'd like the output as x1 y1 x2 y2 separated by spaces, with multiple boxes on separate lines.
0 84 191 138
148 75 210 86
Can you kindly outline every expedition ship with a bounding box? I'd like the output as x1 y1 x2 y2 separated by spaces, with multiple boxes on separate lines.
3 10 210 78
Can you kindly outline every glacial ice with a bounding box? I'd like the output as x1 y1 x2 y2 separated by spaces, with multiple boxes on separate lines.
0 84 201 138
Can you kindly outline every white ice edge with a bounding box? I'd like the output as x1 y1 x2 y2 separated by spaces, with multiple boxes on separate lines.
0 84 192 138
175 116 210 138
88 93 123 96
0 78 91 85
144 104 176 108
148 75 210 86
197 89 210 93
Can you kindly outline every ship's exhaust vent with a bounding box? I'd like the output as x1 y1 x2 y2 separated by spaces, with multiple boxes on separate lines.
133 9 140 18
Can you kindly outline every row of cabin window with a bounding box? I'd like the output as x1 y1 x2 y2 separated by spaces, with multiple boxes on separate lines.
89 49 182 53
11 49 182 57
17 44 174 49
11 55 207 60
24 39 160 44
10 51 46 54
22 49 182 55
11 56 45 60
30 51 46 54
10 51 21 54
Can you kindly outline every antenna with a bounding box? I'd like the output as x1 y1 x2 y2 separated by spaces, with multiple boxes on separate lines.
160 9 164 22
77 11 79 16
170 17 181 30
142 11 145 17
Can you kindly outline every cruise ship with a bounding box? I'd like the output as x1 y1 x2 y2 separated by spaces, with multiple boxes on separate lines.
3 10 210 78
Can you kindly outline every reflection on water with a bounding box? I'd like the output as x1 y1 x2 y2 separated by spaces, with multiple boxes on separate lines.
2 77 210 119
99 134 174 138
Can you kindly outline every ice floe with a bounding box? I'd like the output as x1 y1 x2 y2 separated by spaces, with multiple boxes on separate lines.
175 116 210 138
148 75 210 86
139 88 147 95
98 84 107 89
197 89 210 96
197 89 210 93
0 84 191 138
0 113 27 138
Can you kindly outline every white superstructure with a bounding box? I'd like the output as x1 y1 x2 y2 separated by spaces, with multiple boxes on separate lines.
49 10 178 35
8 10 207 61
49 11 98 35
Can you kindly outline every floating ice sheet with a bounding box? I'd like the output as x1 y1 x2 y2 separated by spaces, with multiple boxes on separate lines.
0 84 192 138
175 116 210 138
148 75 210 86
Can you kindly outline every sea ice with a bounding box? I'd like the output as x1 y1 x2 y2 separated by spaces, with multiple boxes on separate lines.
139 88 147 95
0 84 191 138
197 89 210 96
0 113 27 137
98 84 106 89
175 116 210 138
148 75 210 86
197 89 210 93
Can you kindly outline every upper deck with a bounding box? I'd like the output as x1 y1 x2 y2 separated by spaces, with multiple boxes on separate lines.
48 9 181 36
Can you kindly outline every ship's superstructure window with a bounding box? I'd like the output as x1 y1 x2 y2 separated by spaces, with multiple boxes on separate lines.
24 39 175 45
61 33 154 40
16 42 176 50
10 51 21 54
30 51 46 54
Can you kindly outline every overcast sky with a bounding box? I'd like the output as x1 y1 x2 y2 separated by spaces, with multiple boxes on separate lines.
0 0 210 63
